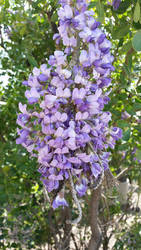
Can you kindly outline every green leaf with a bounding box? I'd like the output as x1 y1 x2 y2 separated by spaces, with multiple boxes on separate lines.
121 41 132 53
128 54 133 71
117 120 129 128
118 143 129 151
96 1 104 23
133 102 141 111
123 64 130 75
133 20 141 29
19 26 26 36
51 12 58 22
112 22 129 40
88 1 96 9
4 0 9 8
137 85 141 92
132 30 141 51
10 243 19 248
126 105 135 115
140 15 141 24
115 0 132 14
31 183 39 193
122 129 130 141
136 149 141 160
27 55 38 67
133 1 140 23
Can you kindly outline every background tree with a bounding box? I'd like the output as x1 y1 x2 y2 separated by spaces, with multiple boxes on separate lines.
0 0 141 249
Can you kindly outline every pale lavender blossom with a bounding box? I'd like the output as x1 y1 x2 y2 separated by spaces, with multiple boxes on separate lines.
76 179 87 197
52 193 68 209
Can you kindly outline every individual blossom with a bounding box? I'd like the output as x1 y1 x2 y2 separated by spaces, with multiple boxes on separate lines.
112 0 121 10
52 191 68 209
76 178 87 197
121 111 131 120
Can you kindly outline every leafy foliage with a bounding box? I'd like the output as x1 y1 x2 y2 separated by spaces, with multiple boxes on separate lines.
0 0 141 249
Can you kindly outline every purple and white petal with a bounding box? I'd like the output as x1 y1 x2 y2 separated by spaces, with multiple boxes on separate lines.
52 193 68 209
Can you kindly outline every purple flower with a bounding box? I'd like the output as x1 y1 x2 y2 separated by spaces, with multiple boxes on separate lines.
111 127 122 140
49 173 64 181
22 80 28 86
77 153 91 163
41 94 57 109
121 111 131 120
25 88 40 104
52 193 68 209
112 0 121 10
43 179 59 192
76 87 86 98
56 87 71 98
17 114 29 127
16 129 29 144
40 64 51 77
53 33 61 45
76 179 87 197
79 50 88 64
38 74 48 82
75 111 89 120
19 103 29 114
54 50 66 65
58 5 73 20
91 163 102 178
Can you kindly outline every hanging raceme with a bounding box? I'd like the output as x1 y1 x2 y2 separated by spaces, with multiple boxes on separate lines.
16 0 122 222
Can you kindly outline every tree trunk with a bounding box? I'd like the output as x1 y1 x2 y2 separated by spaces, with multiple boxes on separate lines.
61 207 72 250
88 187 102 250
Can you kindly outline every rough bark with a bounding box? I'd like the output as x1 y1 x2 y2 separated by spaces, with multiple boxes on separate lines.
88 187 102 250
61 207 72 250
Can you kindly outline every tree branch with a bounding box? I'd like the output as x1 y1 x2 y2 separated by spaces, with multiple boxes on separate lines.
46 10 58 34
116 165 134 180
88 187 102 250
0 26 8 53
71 233 79 250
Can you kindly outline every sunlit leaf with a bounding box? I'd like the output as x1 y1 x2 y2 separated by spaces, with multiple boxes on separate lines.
122 129 130 141
132 30 141 51
134 1 140 23
136 149 141 160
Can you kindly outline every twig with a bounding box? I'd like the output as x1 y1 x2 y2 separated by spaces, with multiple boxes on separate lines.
0 26 8 53
43 185 51 204
67 171 82 225
46 9 58 34
101 193 110 220
116 166 134 180
71 233 79 250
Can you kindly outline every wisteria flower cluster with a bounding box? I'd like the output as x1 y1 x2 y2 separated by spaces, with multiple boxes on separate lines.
16 0 122 219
